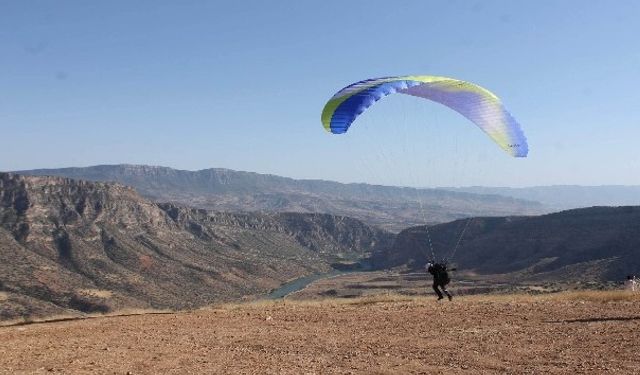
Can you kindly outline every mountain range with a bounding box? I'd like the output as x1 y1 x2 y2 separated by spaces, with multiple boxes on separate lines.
4 166 640 321
15 164 544 232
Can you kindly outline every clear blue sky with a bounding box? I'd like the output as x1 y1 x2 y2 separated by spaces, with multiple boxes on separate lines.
2 1 639 187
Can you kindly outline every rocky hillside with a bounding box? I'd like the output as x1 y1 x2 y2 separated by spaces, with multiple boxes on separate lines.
378 206 640 282
16 165 545 232
0 173 392 321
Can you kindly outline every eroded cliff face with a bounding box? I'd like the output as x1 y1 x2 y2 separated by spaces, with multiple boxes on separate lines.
0 173 392 321
158 204 392 258
1 173 172 253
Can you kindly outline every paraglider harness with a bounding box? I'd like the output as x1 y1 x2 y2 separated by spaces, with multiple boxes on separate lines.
427 262 450 286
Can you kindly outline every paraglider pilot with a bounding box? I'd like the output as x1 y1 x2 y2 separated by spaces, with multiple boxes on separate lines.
426 262 453 301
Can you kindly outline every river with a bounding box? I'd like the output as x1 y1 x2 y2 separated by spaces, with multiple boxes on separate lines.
267 270 350 299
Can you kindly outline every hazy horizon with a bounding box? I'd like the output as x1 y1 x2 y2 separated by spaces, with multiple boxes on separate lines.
9 163 640 190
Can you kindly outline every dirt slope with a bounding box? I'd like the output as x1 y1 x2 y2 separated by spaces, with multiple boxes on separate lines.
1 293 638 374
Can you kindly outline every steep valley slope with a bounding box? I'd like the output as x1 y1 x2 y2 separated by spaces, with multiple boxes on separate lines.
379 206 640 282
0 173 392 321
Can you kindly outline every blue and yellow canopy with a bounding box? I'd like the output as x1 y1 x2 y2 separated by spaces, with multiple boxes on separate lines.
321 76 528 157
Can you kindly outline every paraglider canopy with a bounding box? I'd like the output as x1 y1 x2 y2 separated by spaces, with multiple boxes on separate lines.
321 75 528 157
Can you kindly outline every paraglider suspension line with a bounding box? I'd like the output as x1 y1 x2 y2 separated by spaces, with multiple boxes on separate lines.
424 224 436 261
447 217 472 263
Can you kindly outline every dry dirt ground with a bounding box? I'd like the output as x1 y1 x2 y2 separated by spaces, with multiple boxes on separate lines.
1 292 639 374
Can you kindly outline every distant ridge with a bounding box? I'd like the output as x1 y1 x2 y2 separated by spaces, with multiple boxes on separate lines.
444 185 640 210
16 164 544 232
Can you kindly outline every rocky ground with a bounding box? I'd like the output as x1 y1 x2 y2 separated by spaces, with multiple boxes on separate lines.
1 292 639 374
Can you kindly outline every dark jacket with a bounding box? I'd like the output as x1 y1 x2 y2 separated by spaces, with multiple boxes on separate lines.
427 263 450 285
